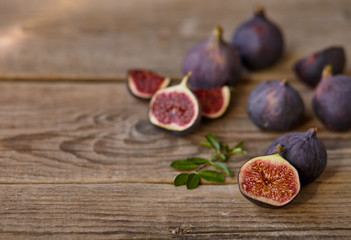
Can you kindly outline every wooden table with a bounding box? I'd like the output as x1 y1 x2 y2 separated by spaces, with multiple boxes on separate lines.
0 0 350 239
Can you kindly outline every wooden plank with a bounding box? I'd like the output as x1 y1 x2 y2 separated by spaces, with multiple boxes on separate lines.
0 183 350 239
0 81 351 184
0 0 350 79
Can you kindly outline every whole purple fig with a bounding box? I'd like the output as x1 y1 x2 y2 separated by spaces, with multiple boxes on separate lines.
265 128 327 185
182 26 242 90
247 80 304 131
231 7 284 70
294 46 346 87
313 65 351 131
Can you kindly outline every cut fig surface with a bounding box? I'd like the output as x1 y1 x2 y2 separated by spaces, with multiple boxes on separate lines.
193 86 231 119
148 73 201 135
127 69 170 100
238 152 300 208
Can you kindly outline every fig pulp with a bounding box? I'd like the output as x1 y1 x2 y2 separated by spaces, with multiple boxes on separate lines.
148 72 201 135
231 6 284 70
294 46 346 87
247 80 304 131
313 65 351 131
127 69 170 100
193 86 231 119
182 26 242 89
266 128 327 185
238 148 300 208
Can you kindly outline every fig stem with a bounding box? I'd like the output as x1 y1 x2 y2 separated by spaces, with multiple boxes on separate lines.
180 72 192 87
255 5 265 17
322 65 333 78
280 78 288 86
306 128 317 138
211 26 223 45
275 144 284 155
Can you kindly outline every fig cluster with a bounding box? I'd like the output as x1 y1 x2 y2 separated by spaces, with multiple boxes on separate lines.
239 128 327 208
126 69 232 135
125 5 345 210
127 26 246 135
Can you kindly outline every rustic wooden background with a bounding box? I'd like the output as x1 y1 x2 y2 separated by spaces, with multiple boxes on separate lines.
0 0 350 239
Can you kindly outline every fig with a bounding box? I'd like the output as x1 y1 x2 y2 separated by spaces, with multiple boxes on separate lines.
265 128 327 185
231 6 284 70
193 86 231 119
238 146 300 208
148 72 201 135
247 80 304 131
294 46 346 87
182 26 242 90
127 69 170 100
312 66 351 131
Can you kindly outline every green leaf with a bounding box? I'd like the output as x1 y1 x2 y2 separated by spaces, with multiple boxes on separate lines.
216 153 228 161
186 173 200 189
174 173 189 186
211 162 233 177
198 170 225 182
200 141 212 148
224 144 231 153
234 141 245 149
170 160 197 170
205 134 221 151
230 148 247 154
186 157 209 164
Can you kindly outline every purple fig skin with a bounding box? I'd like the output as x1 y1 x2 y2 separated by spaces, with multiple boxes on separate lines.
312 66 351 131
247 80 304 131
265 128 327 186
182 26 242 90
294 46 346 87
231 7 284 70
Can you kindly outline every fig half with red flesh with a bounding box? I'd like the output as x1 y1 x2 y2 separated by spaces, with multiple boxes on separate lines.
238 149 300 208
127 69 170 100
193 86 231 119
148 72 201 135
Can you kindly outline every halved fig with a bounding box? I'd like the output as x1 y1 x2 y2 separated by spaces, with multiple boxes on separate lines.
238 148 300 208
148 72 201 135
127 69 170 100
193 86 231 119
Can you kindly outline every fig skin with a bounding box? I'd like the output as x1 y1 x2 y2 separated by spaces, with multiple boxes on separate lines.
247 80 304 131
238 148 300 208
148 72 202 136
231 7 284 70
265 128 327 186
294 46 346 87
193 86 231 119
313 66 351 131
182 26 242 90
126 69 170 100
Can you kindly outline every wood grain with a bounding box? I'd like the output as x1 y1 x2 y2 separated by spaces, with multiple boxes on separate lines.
0 0 350 79
0 183 350 239
0 81 350 184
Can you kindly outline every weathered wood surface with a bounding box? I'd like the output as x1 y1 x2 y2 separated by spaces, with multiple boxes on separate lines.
0 183 350 239
0 0 350 79
0 0 351 239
